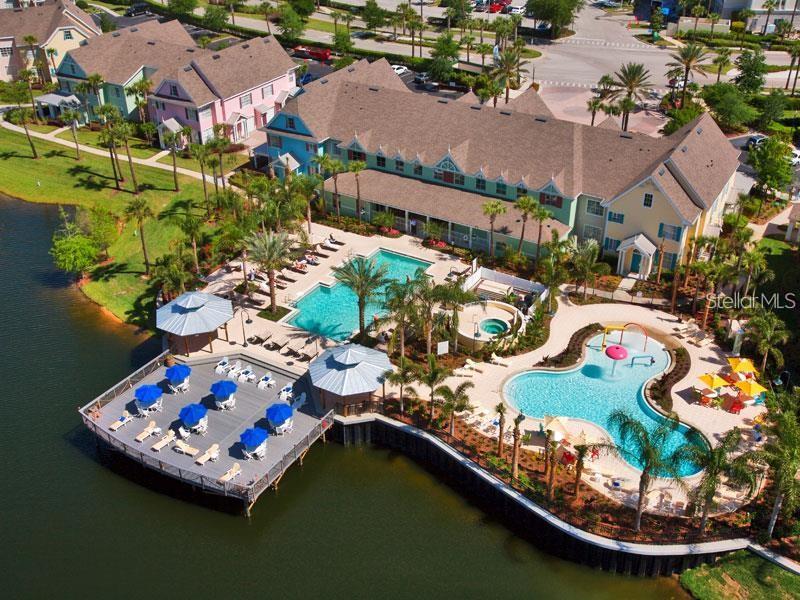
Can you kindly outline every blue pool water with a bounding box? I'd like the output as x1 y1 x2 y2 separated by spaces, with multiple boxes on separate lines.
504 332 703 477
287 249 432 340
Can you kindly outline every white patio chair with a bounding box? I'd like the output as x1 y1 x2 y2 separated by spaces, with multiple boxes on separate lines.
257 373 275 390
175 380 190 393
238 365 256 383
215 356 231 374
227 361 243 379
177 425 192 440
215 395 236 411
191 419 208 436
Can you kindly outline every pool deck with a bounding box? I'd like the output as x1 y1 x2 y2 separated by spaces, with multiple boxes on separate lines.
192 224 765 516
79 354 333 511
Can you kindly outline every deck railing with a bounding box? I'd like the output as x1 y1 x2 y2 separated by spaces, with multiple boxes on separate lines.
80 351 170 412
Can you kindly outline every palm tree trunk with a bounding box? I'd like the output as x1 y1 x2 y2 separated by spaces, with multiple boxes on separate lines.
793 61 800 95
489 222 495 258
574 460 583 496
517 218 527 253
355 175 362 222
139 222 150 275
333 176 341 217
319 181 326 218
171 149 179 192
546 444 556 499
71 123 80 160
766 492 783 538
21 121 38 159
268 269 277 312
670 267 681 314
787 58 796 89
191 238 199 273
450 413 456 437
542 430 551 475
761 349 769 373
218 150 226 190
681 68 690 107
511 435 520 479
112 145 124 182
199 161 210 218
699 497 711 534
108 144 120 190
358 299 366 336
634 474 648 531
124 139 139 194
744 272 752 297
536 222 544 263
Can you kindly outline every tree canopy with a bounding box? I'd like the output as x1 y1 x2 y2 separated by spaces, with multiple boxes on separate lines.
734 49 767 95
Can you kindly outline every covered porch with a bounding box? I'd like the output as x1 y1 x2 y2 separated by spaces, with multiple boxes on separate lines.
615 233 657 279
34 92 82 122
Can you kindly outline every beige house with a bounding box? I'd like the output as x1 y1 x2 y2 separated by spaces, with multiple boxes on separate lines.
785 204 800 244
0 0 99 82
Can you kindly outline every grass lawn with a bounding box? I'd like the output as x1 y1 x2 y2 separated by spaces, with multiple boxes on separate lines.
680 551 800 600
520 48 542 59
28 123 60 134
0 126 210 326
56 127 160 160
158 151 247 176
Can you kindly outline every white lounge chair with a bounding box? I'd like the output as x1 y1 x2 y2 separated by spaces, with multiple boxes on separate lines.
134 420 158 442
465 359 484 373
109 410 133 432
238 365 256 383
490 353 511 367
226 360 243 379
175 380 190 393
191 419 208 436
275 419 294 435
215 395 236 411
218 462 241 483
243 444 266 461
279 385 293 402
151 430 176 452
257 373 275 390
177 425 192 440
174 439 200 457
195 443 220 465
215 356 231 374
453 367 474 378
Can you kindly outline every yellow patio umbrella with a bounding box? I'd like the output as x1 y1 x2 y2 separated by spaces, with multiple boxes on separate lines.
735 379 768 397
727 357 759 375
543 415 571 441
698 373 728 390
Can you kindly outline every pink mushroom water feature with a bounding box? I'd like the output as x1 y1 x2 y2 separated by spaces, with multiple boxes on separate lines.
605 344 628 376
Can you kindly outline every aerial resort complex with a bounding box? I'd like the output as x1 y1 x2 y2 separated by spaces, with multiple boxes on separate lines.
2 0 799 596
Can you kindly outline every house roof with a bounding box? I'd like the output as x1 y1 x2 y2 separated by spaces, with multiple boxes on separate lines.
618 233 657 256
278 60 739 220
504 86 553 118
191 37 296 99
327 170 572 241
0 0 100 44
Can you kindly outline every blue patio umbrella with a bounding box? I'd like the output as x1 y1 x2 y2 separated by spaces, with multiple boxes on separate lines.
178 403 208 427
134 384 163 406
210 380 237 399
165 364 192 384
240 427 269 450
266 403 293 426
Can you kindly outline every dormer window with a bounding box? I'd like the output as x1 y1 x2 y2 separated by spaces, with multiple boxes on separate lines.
516 185 527 198
496 182 507 196
476 177 486 191
286 117 296 130
170 85 178 97
376 156 386 168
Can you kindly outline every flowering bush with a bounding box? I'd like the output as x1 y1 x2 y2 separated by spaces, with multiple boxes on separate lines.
424 239 448 249
378 226 402 237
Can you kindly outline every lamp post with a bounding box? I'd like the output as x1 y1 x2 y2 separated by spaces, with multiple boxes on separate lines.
240 304 252 347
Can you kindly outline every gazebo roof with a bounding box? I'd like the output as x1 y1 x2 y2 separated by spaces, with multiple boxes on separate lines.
156 291 233 337
308 344 392 397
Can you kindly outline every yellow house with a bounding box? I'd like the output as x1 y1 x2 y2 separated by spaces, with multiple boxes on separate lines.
0 0 99 82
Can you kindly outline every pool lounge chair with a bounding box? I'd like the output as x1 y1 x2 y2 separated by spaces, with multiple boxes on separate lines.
465 359 484 373
178 425 192 439
453 367 474 378
191 420 208 436
328 234 345 246
257 373 276 390
268 334 290 351
490 353 511 367
283 337 307 355
218 462 241 483
134 420 159 442
226 360 243 379
195 443 220 465
446 265 471 280
238 365 256 383
215 395 236 411
151 430 176 452
215 356 231 374
320 240 339 252
244 444 266 461
174 439 200 457
290 261 308 274
109 410 133 432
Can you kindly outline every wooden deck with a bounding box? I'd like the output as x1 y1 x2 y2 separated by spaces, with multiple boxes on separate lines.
79 352 333 512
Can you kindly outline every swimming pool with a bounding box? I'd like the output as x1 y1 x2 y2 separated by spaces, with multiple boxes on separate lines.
286 249 432 340
504 332 703 477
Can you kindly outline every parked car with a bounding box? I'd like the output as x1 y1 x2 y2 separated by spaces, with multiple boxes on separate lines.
505 5 525 14
473 1 486 11
299 72 316 85
745 134 767 150
125 3 149 16
293 45 331 62
414 72 431 84
392 64 410 76
488 2 504 13
791 148 800 166
417 81 439 92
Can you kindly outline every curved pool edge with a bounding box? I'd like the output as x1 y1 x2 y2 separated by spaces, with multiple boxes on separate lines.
499 334 707 479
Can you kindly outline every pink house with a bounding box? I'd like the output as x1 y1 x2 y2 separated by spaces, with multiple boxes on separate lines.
149 36 298 147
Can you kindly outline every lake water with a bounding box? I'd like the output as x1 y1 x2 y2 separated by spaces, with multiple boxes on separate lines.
0 195 687 598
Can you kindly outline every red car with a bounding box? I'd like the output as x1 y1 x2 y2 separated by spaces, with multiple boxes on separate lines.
293 45 331 62
488 2 504 12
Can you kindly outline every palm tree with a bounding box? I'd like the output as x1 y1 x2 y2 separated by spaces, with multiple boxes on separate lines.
85 72 105 111
332 256 390 336
741 247 767 296
510 413 525 480
16 69 37 115
762 0 778 35
348 160 367 221
495 402 507 456
513 195 537 254
572 444 591 499
22 34 38 75
462 34 475 63
690 5 705 34
418 354 452 426
570 238 611 300
438 381 474 436
608 63 652 131
312 154 337 218
491 47 522 104
757 409 800 539
294 172 321 234
708 12 720 36
546 434 559 499
667 43 709 107
6 105 38 159
475 42 493 70
246 231 293 312
152 248 194 301
325 158 345 218
484 77 504 107
170 205 203 273
684 428 757 534
605 410 692 531
586 97 603 126
385 278 418 359
713 47 732 83
788 46 800 91
531 204 553 264
211 124 231 190
385 358 418 416
746 310 790 373
59 108 82 160
411 268 440 355
538 254 568 313
115 120 140 194
482 200 506 259
434 278 477 354
163 128 190 192
124 197 153 276
125 77 153 128
189 143 212 217
95 104 123 190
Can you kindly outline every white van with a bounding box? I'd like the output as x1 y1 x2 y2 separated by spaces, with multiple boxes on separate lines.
506 5 525 14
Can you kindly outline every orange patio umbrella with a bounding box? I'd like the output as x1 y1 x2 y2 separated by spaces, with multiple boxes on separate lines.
735 379 768 397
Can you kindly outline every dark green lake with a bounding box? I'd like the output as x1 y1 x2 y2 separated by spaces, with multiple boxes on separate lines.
0 195 687 598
